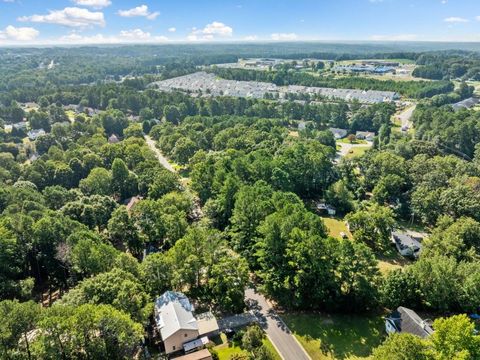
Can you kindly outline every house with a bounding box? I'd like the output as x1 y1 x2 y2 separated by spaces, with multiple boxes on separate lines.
385 307 433 338
154 291 219 356
316 202 336 216
155 291 199 355
172 349 213 360
124 196 142 212
12 121 28 131
27 129 46 141
108 134 120 144
391 231 422 258
328 128 348 140
355 131 375 141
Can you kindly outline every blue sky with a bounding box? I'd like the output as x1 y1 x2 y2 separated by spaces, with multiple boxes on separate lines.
0 0 480 45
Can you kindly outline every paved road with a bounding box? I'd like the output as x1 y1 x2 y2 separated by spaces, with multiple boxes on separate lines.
245 288 311 360
397 104 416 130
144 135 175 173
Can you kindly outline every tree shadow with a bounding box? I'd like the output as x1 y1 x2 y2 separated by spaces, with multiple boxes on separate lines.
284 312 385 359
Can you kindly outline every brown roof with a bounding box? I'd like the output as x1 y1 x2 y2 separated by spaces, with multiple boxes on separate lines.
172 349 212 360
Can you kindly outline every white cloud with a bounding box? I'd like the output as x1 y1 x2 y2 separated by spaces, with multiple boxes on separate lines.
168 27 176 32
119 28 151 40
72 0 111 9
18 7 105 28
0 25 39 41
188 21 233 41
444 17 469 23
117 5 159 20
58 30 168 44
476 16 480 21
244 35 258 41
271 33 298 41
370 34 418 41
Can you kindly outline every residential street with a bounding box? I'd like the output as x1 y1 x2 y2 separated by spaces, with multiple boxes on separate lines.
245 288 311 360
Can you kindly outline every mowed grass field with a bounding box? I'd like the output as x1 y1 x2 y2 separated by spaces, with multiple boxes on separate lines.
214 333 281 360
321 217 352 240
283 313 386 360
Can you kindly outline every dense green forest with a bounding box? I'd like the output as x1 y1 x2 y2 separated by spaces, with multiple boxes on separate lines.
1 45 480 359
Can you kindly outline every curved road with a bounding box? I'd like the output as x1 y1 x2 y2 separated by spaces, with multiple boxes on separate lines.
144 135 175 173
245 288 311 360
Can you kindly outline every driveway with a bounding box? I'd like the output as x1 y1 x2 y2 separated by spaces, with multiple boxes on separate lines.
245 288 311 360
397 104 416 131
144 135 175 173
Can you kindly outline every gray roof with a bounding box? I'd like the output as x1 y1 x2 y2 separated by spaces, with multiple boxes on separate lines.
150 72 398 104
387 307 434 338
155 291 198 340
452 97 479 111
392 232 422 251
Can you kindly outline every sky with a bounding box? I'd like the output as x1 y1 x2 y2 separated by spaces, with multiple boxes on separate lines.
0 0 480 45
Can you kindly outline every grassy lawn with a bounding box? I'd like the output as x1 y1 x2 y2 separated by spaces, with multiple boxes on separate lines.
321 217 352 240
345 146 369 159
376 248 411 275
337 138 367 145
213 333 281 360
283 312 386 360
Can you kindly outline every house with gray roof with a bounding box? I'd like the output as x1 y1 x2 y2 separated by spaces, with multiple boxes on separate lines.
155 291 199 354
154 291 219 355
391 231 422 258
385 307 433 338
328 128 348 139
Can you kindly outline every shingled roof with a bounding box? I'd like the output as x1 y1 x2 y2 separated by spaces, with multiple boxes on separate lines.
154 291 198 340
387 307 434 338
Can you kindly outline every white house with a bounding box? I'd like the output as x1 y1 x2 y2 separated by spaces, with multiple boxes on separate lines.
328 128 348 140
391 231 422 258
154 291 219 356
27 129 46 141
355 131 375 141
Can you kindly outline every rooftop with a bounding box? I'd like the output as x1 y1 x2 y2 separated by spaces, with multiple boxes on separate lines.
387 307 434 339
155 291 198 340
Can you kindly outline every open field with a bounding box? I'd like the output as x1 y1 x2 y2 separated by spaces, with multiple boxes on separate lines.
321 217 352 240
466 80 480 96
283 312 385 360
344 146 370 159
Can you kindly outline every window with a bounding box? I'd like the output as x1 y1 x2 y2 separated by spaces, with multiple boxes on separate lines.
184 334 188 337
172 346 176 351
